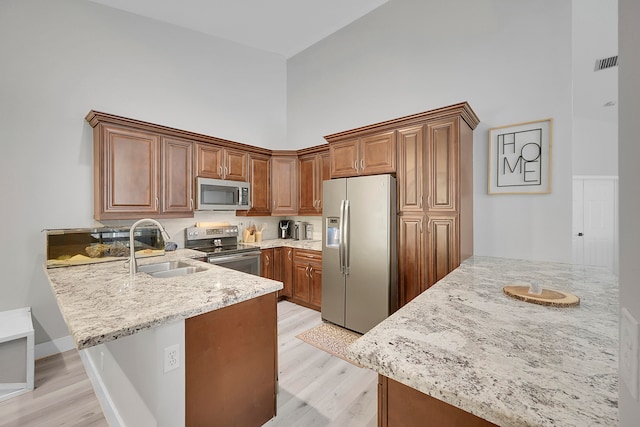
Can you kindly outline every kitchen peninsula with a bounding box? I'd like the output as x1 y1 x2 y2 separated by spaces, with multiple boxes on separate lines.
46 249 282 426
348 256 618 426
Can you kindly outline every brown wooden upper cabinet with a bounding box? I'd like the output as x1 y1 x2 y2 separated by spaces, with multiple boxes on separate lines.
328 130 396 178
271 154 298 216
195 143 248 182
90 123 194 220
397 125 426 213
238 152 271 216
298 149 330 215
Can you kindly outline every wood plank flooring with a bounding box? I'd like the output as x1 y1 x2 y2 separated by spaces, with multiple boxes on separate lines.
0 349 108 426
0 301 377 426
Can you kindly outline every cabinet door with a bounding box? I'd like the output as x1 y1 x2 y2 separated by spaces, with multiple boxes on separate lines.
273 247 283 282
360 130 396 176
297 154 317 215
195 143 223 179
426 215 459 287
316 151 331 213
398 126 425 212
162 137 194 215
426 119 458 213
309 261 322 309
261 248 274 279
398 214 426 307
281 247 293 297
224 148 248 182
272 156 298 215
330 138 359 178
292 261 311 303
96 125 160 219
241 153 271 216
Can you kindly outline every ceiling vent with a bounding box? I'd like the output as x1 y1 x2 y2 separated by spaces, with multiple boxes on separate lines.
594 55 618 71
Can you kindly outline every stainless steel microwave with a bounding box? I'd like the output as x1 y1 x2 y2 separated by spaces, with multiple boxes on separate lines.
195 177 251 210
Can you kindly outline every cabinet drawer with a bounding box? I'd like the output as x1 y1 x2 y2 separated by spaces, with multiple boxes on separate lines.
293 249 322 263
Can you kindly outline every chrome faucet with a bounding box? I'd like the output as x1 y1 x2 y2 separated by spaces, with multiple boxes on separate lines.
129 218 170 275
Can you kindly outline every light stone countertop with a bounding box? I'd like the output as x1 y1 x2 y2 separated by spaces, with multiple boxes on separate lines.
347 256 618 427
45 249 283 350
245 238 322 252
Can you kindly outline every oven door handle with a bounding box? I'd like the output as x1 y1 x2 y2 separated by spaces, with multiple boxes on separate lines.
208 251 261 264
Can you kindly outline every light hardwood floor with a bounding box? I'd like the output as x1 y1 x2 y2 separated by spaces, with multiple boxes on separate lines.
0 301 377 426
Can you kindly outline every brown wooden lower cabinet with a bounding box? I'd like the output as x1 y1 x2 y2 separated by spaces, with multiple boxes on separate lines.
378 375 497 427
261 247 274 279
281 247 294 298
291 248 322 311
185 293 277 426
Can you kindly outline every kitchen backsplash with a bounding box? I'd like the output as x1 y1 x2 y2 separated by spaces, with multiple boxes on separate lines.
97 213 323 248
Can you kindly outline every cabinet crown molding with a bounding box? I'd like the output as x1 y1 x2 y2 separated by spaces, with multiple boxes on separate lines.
323 102 479 143
85 110 272 156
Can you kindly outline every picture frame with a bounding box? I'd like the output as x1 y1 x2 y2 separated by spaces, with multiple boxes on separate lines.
488 118 552 195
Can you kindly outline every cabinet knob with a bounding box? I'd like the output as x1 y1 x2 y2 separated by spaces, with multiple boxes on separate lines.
578 232 584 236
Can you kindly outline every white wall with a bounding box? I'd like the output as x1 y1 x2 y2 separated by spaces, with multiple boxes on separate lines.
573 117 618 175
619 0 640 423
0 0 286 345
287 0 573 262
571 0 618 177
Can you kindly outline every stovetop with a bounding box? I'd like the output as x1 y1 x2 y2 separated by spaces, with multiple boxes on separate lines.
188 243 260 257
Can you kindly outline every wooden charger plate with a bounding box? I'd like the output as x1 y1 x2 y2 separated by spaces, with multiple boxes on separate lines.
503 285 580 307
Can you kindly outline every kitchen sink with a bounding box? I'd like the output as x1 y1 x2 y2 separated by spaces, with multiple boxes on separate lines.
138 260 207 278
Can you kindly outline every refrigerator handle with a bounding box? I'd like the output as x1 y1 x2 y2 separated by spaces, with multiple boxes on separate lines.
344 199 350 275
339 199 346 274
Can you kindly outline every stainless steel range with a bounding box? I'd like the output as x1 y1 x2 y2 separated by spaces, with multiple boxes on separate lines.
184 226 261 276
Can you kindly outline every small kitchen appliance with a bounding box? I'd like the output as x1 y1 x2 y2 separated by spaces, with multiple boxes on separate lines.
293 221 308 240
185 226 261 276
279 220 293 239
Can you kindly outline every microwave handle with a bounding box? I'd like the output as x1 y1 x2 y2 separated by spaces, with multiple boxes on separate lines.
238 188 242 206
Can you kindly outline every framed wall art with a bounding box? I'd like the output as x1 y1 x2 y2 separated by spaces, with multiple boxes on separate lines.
488 118 552 195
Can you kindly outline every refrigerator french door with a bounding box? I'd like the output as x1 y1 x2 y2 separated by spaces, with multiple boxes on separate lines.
321 174 397 334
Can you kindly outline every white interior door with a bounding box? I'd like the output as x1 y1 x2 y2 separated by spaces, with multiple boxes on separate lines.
572 177 618 274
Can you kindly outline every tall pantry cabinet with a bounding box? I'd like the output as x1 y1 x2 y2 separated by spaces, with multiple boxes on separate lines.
325 102 479 308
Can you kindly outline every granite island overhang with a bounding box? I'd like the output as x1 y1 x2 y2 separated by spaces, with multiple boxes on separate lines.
347 256 618 426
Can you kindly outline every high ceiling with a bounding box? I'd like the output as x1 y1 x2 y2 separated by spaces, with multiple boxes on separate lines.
88 0 617 123
88 0 388 58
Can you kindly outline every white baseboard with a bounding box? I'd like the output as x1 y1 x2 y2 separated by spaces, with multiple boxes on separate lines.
79 349 124 427
35 335 75 359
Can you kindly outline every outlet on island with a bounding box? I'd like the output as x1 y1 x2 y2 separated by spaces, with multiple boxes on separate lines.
164 344 180 373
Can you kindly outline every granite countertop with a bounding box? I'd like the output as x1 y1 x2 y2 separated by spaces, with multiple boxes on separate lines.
245 238 322 252
46 249 283 350
348 256 618 427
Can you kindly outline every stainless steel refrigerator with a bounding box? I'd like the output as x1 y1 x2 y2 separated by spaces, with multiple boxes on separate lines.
321 174 397 334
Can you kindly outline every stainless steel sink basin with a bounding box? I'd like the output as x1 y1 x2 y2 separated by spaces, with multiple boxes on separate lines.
138 260 207 278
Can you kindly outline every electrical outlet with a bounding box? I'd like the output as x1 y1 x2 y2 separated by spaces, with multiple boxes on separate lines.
164 344 180 374
621 307 639 400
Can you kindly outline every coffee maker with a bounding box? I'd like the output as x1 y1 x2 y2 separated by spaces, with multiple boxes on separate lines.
279 220 293 239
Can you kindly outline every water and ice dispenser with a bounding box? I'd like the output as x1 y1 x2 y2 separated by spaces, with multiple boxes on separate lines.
326 217 340 248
